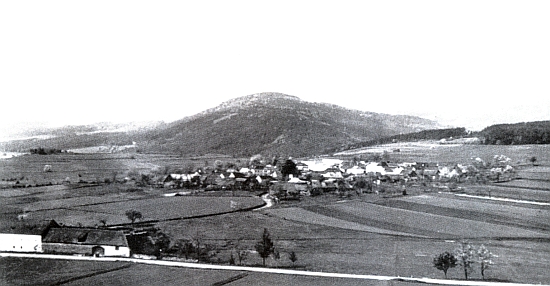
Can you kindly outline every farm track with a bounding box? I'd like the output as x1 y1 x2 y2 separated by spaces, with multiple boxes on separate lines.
494 182 550 192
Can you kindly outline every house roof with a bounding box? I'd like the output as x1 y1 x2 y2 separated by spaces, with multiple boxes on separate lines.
1 219 59 236
43 228 128 247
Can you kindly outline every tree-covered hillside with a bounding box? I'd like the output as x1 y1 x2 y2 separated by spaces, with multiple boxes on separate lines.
138 93 442 156
480 121 550 145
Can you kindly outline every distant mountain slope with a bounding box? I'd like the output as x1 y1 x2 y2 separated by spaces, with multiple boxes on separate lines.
0 121 162 152
138 93 442 156
1 93 443 156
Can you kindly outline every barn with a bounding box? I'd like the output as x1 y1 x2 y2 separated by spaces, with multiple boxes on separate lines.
42 228 130 257
0 233 42 253
0 219 59 253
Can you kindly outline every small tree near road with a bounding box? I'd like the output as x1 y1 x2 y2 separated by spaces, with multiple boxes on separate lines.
173 239 195 260
289 251 298 267
125 209 143 226
99 219 107 227
477 245 494 280
433 251 457 278
455 242 476 280
255 228 275 267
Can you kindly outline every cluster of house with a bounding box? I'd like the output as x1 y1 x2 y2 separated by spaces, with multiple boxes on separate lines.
0 220 130 257
159 158 487 197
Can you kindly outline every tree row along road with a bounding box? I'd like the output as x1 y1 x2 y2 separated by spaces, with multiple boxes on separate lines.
1 253 546 286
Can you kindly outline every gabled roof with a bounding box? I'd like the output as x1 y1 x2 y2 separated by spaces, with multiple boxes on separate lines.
1 219 59 236
43 228 128 247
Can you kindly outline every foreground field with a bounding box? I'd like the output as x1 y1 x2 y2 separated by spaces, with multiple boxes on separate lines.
0 256 425 286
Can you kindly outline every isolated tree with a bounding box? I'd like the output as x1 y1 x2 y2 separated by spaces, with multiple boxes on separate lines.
281 159 298 180
289 251 298 266
151 231 171 259
255 228 275 266
233 238 249 265
433 251 457 278
455 242 476 280
191 232 213 263
477 245 494 280
214 160 224 172
125 209 143 225
111 171 118 184
229 252 236 265
99 219 107 227
529 156 537 166
172 239 195 260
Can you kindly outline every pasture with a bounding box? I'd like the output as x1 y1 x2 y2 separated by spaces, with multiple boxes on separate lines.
336 141 550 166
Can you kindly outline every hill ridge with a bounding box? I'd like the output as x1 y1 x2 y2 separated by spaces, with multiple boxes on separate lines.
141 93 442 156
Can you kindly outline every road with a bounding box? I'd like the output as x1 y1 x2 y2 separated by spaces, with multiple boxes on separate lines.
1 252 546 286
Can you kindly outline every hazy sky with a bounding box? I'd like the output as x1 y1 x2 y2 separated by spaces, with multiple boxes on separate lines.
1 1 549 134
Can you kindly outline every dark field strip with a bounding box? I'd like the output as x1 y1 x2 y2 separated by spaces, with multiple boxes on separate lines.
494 181 550 192
373 199 550 232
51 263 134 285
465 185 550 204
302 205 448 239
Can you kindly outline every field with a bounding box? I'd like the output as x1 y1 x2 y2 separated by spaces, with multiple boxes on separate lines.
335 141 550 165
1 145 550 285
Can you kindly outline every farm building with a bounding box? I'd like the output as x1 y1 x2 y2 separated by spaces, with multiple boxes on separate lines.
0 233 42 253
42 228 130 257
0 219 59 253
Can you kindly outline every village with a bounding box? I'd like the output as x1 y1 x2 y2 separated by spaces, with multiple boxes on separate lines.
160 154 516 200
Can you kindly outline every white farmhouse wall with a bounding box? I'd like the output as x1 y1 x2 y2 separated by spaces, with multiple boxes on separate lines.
0 234 42 253
101 245 130 257
42 243 130 257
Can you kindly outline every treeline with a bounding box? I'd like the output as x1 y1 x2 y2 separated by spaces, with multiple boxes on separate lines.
334 127 468 152
481 121 550 145
29 147 63 155
381 127 468 143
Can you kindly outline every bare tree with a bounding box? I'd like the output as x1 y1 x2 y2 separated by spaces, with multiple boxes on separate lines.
455 242 476 280
233 238 249 266
289 251 298 266
477 245 494 280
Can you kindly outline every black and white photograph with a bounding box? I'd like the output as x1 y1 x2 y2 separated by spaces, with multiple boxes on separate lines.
1 1 549 285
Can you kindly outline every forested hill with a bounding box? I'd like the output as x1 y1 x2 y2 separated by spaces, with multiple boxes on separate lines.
138 93 442 156
480 121 550 145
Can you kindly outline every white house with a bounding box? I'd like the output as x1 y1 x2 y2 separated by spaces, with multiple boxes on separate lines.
301 158 343 172
346 166 365 175
0 233 42 253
